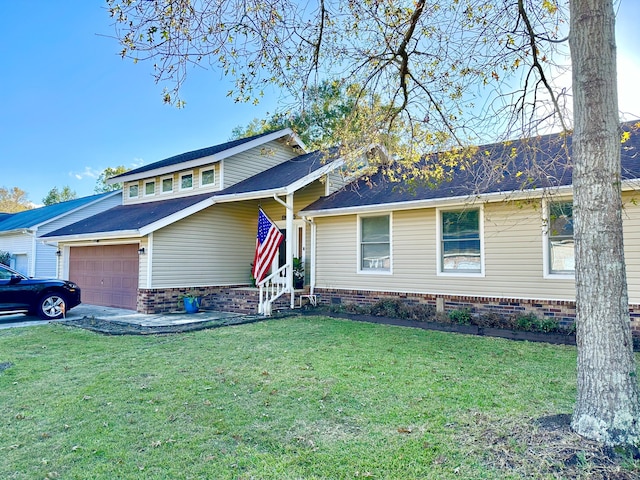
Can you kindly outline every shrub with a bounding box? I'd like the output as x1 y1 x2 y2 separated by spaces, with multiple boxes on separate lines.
449 308 472 325
409 303 436 322
370 299 412 319
475 312 515 330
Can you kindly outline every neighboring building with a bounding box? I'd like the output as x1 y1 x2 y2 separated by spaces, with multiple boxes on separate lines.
44 129 348 313
299 122 640 333
0 191 122 277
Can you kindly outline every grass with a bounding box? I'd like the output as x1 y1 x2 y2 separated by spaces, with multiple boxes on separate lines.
0 316 636 479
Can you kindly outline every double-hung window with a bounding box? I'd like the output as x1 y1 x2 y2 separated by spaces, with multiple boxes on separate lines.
440 209 482 273
359 215 391 272
548 201 574 274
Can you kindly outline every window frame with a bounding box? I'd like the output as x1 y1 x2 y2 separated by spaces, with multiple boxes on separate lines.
179 171 194 191
161 176 174 194
357 213 392 274
436 206 484 277
144 180 156 197
128 183 139 199
200 167 215 187
543 199 575 278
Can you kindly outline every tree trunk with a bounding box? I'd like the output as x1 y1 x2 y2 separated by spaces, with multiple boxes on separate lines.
569 0 640 445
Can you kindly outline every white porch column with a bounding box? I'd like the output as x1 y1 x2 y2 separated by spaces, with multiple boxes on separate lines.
286 192 294 308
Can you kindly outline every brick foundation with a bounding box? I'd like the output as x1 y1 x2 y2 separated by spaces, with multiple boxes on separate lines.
314 288 640 334
137 285 260 315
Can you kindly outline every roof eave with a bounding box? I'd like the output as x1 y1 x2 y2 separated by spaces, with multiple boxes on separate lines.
107 128 305 185
300 184 576 218
47 230 144 243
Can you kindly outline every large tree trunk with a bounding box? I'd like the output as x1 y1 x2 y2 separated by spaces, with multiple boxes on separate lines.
569 0 640 445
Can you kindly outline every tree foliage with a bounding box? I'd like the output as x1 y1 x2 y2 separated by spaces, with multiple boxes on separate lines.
95 166 130 193
0 186 32 213
42 186 78 206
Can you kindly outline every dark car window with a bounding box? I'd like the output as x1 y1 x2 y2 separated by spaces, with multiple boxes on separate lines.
0 266 17 280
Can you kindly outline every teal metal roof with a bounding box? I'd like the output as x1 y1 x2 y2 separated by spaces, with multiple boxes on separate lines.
0 191 120 232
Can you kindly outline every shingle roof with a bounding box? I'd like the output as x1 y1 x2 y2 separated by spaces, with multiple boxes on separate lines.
110 130 291 180
0 191 120 232
218 149 335 195
301 123 640 213
43 192 214 237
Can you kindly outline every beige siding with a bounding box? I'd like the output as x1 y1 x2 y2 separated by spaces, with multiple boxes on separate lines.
151 202 257 287
314 200 580 302
223 141 300 188
623 192 640 304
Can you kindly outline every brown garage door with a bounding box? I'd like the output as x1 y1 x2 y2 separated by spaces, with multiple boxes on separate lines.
69 245 139 310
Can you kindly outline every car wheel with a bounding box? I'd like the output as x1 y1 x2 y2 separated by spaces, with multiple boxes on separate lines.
37 293 67 320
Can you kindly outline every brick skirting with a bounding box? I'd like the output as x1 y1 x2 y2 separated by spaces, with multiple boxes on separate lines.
314 288 640 334
136 286 640 335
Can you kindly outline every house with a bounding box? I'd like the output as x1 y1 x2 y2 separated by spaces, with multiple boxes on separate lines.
298 122 640 333
43 129 349 313
0 191 122 277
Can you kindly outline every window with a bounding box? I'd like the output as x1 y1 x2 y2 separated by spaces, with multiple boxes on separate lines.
128 184 139 198
201 168 215 186
180 173 193 190
440 209 481 273
162 176 173 193
548 201 574 274
360 215 390 271
144 181 155 196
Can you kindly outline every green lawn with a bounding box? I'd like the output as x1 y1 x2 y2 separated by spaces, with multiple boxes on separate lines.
0 316 633 479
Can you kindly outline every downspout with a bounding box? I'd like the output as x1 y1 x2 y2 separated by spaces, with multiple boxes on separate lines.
272 194 295 308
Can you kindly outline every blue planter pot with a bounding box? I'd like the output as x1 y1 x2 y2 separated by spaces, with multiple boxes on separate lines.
183 297 201 314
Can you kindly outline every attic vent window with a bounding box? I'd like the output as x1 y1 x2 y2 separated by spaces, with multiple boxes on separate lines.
128 184 139 198
180 173 193 190
201 168 215 186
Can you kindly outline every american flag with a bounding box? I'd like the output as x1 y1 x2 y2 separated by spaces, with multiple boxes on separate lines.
252 208 284 283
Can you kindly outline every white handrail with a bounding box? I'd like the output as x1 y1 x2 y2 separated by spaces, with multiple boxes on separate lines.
258 263 290 315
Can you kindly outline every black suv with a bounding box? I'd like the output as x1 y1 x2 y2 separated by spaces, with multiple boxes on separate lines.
0 264 81 319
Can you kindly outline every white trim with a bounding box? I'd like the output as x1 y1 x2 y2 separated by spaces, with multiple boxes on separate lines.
436 205 485 277
161 175 174 194
200 166 216 187
179 171 194 191
128 182 140 199
357 212 393 275
145 233 153 288
144 180 156 197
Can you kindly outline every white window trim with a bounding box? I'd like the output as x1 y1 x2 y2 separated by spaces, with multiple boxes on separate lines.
200 167 216 187
357 212 393 275
128 182 140 199
161 175 174 194
179 171 194 191
144 180 156 197
542 198 575 279
436 205 485 277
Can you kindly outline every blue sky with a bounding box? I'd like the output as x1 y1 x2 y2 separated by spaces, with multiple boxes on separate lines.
1 1 639 206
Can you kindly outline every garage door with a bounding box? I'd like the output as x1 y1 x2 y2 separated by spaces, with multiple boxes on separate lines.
69 244 139 310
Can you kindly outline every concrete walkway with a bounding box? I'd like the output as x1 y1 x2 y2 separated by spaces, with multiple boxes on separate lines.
0 304 247 330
